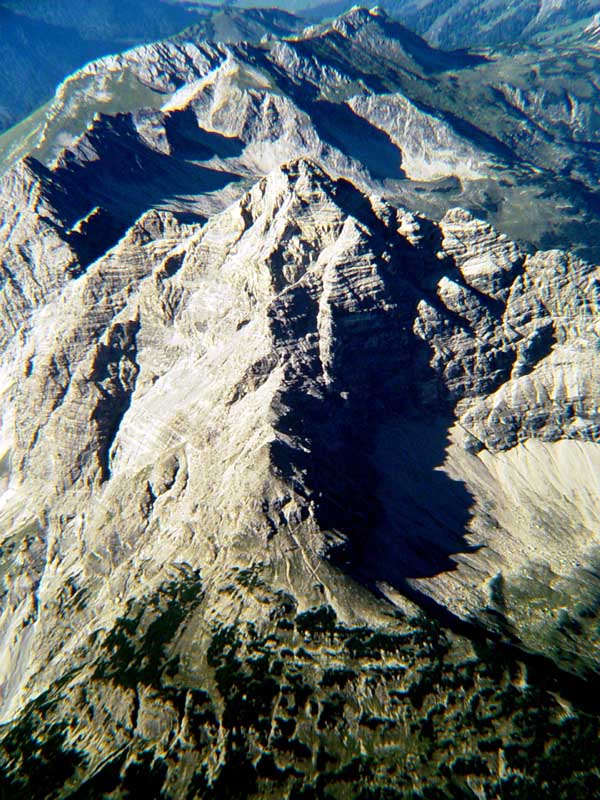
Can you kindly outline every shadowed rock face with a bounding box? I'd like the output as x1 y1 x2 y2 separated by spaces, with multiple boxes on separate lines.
301 0 599 48
0 7 599 798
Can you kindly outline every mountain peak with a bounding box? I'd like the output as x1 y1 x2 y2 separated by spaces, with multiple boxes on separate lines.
322 4 401 39
276 156 329 184
333 4 388 28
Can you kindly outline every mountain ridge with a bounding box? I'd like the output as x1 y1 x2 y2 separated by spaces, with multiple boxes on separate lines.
293 0 600 48
3 4 599 262
0 2 306 136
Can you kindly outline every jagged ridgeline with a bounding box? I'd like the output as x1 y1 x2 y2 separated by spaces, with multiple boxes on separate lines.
0 1 306 136
294 0 600 49
2 6 600 262
0 6 598 799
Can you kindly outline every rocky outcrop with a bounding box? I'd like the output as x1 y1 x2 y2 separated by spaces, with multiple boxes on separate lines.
3 5 600 263
0 151 597 797
0 3 305 137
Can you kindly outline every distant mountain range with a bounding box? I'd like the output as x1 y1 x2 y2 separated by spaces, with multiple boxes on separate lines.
292 0 600 48
0 0 194 132
398 0 600 48
0 1 303 134
1 0 599 136
2 4 599 261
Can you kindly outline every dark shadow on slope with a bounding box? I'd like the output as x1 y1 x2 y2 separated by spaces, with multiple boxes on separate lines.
352 417 483 583
434 106 524 164
267 177 487 590
301 6 488 73
65 206 127 273
90 318 140 482
245 53 407 181
364 12 489 72
388 576 600 700
251 41 514 173
270 35 390 95
307 99 406 180
42 110 241 264
163 107 245 162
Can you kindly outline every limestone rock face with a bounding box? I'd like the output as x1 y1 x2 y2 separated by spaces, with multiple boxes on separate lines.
0 3 305 138
4 5 600 263
0 152 598 727
0 160 79 347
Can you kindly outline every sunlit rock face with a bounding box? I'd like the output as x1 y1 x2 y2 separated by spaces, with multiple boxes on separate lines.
0 7 599 799
355 0 600 48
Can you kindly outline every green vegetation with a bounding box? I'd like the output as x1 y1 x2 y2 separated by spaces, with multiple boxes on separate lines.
94 569 203 688
0 581 598 799
0 0 204 139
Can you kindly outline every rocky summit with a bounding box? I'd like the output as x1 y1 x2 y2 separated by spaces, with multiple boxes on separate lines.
0 6 599 799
